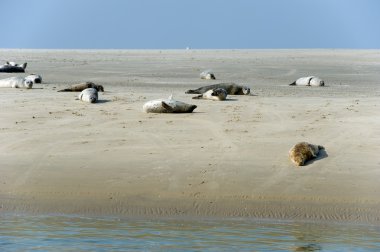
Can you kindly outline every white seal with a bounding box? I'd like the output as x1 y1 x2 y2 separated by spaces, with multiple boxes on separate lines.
289 76 325 86
192 88 228 101
0 75 37 89
78 88 98 103
143 95 197 113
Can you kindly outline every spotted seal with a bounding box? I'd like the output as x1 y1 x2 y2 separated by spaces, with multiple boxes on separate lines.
186 83 250 95
289 142 324 166
289 76 325 86
192 88 227 101
0 62 27 73
200 70 216 80
78 88 98 103
143 95 197 113
58 82 104 92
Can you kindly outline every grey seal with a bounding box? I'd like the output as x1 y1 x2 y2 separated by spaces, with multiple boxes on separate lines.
200 70 216 80
0 62 27 73
186 83 250 95
58 82 104 92
25 74 42 84
143 95 197 113
192 88 227 101
78 88 98 103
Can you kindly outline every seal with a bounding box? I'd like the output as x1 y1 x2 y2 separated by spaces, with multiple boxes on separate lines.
25 74 42 84
58 82 104 92
0 75 39 89
192 88 228 101
143 95 197 113
200 70 216 80
289 142 324 166
78 88 98 103
186 83 250 95
0 62 27 73
289 76 325 86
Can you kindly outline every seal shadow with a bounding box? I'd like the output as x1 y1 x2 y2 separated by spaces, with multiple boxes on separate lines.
96 99 112 104
305 149 328 166
224 98 239 101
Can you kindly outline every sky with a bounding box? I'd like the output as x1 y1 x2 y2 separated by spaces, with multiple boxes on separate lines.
1 0 380 49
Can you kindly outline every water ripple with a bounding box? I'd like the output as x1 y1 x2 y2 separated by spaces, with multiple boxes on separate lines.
1 215 380 251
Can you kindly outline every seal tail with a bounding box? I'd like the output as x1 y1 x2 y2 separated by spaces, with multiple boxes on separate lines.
21 63 27 69
289 81 296 86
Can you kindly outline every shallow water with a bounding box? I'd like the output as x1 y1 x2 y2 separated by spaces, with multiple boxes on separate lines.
1 215 380 251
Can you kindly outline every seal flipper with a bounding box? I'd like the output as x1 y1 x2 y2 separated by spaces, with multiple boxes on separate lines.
162 101 174 112
307 77 313 86
57 88 71 92
185 89 199 94
192 94 203 99
289 81 296 86
21 63 27 70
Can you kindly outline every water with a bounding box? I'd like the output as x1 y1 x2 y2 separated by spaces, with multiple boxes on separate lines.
1 215 380 251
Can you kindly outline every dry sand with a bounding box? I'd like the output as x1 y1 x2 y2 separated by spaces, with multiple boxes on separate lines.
0 49 380 223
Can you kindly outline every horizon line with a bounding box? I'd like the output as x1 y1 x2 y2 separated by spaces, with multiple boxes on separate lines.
1 47 379 51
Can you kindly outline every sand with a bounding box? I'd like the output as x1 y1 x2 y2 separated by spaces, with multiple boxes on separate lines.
0 49 380 223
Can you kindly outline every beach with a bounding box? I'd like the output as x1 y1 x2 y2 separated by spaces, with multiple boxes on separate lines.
0 49 379 223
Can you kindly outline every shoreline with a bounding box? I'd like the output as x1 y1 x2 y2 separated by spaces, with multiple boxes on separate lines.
2 194 380 225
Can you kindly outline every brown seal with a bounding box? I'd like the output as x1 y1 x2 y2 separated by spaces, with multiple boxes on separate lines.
289 142 324 166
58 82 104 92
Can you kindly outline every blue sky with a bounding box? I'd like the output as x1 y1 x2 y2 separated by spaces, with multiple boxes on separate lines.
1 0 379 49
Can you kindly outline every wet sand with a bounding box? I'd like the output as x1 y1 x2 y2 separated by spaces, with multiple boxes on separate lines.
0 49 380 223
